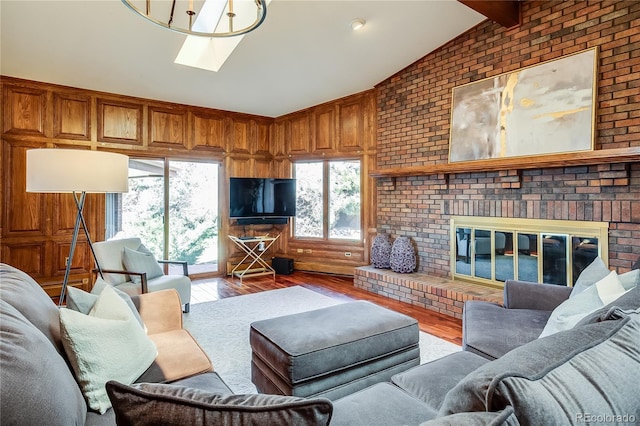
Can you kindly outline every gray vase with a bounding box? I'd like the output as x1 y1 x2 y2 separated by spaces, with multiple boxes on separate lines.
390 236 416 273
370 234 392 269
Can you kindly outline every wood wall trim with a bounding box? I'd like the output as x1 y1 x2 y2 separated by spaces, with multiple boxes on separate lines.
370 147 640 178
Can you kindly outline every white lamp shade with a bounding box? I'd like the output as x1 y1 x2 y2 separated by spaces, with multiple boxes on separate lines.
26 149 129 193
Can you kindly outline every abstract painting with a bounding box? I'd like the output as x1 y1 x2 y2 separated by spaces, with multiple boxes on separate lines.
449 47 597 163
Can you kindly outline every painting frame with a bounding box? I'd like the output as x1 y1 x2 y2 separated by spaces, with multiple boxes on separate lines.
448 47 598 164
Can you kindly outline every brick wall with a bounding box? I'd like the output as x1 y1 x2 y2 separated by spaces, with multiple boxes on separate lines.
375 0 640 277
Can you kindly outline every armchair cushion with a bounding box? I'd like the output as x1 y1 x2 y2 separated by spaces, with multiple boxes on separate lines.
60 285 157 414
122 245 164 285
106 381 333 426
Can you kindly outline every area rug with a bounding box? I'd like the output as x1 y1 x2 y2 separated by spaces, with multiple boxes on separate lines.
183 286 460 394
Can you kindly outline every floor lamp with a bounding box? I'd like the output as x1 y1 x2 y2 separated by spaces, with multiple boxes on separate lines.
26 149 129 306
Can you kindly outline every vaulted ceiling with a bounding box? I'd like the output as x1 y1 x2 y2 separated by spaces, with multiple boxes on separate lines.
1 1 490 117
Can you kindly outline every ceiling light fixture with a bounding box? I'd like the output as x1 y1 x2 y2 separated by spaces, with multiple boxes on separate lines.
121 0 267 37
351 18 366 31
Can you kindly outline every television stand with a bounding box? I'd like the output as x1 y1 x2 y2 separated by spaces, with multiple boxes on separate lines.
228 234 280 283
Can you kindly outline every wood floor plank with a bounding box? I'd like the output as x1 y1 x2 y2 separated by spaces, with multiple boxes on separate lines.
192 271 463 345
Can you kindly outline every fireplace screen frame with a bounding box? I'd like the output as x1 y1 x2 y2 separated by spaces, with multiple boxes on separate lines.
450 216 609 288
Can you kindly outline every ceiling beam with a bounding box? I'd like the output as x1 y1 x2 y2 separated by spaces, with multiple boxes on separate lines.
458 0 521 28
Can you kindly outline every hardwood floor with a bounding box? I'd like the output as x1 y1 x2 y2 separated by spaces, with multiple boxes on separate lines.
191 271 463 345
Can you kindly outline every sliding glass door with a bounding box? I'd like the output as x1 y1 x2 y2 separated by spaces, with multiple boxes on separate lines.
106 158 219 276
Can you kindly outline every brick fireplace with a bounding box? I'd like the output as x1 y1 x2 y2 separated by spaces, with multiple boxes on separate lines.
373 0 640 288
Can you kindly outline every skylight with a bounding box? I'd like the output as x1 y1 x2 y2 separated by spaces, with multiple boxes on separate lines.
174 0 270 72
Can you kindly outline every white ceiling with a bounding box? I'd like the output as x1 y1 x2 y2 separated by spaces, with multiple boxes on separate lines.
1 1 485 117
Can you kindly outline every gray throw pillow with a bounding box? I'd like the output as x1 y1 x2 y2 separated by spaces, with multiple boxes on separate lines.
439 317 628 417
575 285 640 327
66 278 144 327
619 268 640 290
495 314 640 425
122 245 164 285
539 270 629 338
570 256 609 297
106 381 333 426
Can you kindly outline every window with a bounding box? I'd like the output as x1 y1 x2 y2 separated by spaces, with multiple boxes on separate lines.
294 160 361 240
106 158 220 276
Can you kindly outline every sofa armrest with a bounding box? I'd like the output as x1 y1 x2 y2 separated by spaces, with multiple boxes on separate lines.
132 289 183 334
503 280 572 311
157 260 189 276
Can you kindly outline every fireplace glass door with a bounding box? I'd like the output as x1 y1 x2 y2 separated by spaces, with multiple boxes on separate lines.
451 217 608 288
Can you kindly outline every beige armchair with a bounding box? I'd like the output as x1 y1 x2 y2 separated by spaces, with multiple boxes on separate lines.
93 238 192 313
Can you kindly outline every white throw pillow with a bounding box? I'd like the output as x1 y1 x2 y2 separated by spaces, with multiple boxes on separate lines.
60 285 157 414
570 256 610 298
122 245 164 285
539 271 630 338
66 278 144 327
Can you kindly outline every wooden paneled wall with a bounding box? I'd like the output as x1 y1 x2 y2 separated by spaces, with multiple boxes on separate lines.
1 76 376 296
272 92 378 274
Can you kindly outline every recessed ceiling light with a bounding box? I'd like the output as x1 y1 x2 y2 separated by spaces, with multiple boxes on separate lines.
351 18 366 31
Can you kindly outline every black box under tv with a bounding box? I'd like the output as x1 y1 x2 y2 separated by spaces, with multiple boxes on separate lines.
272 257 294 275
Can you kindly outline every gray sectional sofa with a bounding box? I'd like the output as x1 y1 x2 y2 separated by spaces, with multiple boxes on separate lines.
331 281 640 425
2 261 639 425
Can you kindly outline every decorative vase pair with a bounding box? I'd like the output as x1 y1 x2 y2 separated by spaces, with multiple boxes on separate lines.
370 234 416 273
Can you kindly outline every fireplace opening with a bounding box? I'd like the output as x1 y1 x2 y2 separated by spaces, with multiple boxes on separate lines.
451 217 609 288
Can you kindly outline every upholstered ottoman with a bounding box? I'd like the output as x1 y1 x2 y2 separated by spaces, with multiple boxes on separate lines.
249 301 420 401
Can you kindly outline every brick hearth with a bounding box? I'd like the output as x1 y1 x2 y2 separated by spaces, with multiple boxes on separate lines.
355 266 503 319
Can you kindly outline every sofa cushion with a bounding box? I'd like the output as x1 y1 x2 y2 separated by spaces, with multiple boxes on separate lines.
106 381 333 426
0 300 87 425
122 245 164 284
570 256 610 297
391 351 488 412
67 278 144 326
60 285 158 414
439 316 635 422
421 407 519 426
0 263 64 353
331 382 436 426
539 270 630 338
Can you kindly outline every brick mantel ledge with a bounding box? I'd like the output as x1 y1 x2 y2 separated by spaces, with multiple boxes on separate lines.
354 266 503 320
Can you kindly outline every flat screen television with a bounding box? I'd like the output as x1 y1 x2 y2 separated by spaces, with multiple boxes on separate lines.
229 177 296 219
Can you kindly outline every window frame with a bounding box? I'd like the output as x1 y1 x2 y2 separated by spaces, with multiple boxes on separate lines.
292 158 363 243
